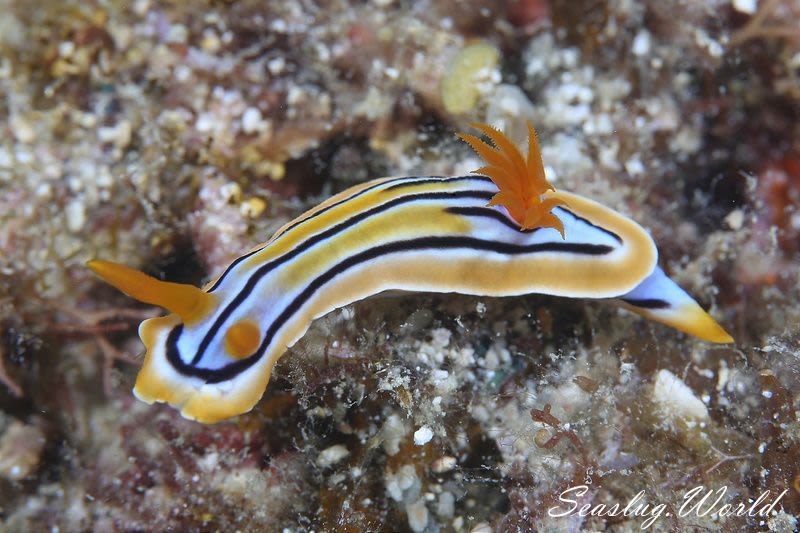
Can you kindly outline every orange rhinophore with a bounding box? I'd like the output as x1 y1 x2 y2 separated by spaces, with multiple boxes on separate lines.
86 259 215 325
458 122 569 236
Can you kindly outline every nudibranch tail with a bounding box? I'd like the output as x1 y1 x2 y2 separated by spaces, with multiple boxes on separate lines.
86 260 215 324
618 267 734 344
458 122 568 235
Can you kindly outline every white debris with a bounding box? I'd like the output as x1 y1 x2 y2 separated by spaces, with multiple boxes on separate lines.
732 0 757 15
406 498 429 532
437 491 455 518
241 107 266 134
385 464 420 502
481 342 511 370
65 198 87 233
725 209 745 230
430 328 452 349
694 29 724 58
767 509 798 531
10 115 35 144
431 456 457 473
382 413 409 456
413 426 434 446
317 444 350 468
652 369 709 423
632 30 652 57
625 156 646 176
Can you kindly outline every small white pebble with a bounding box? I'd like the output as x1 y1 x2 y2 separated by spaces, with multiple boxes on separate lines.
725 209 745 231
625 157 646 176
97 120 132 149
267 56 285 74
437 491 455 518
133 0 150 16
96 167 113 188
10 115 35 144
414 426 434 446
241 107 264 134
431 456 457 473
195 113 215 133
65 198 86 233
166 24 188 44
385 464 419 502
317 444 350 468
732 0 757 15
406 499 429 533
632 30 651 57
287 86 305 106
58 41 75 58
174 65 192 82
791 212 800 231
429 327 451 349
694 29 723 58
652 369 709 423
270 19 287 32
200 30 221 53
35 182 53 200
381 414 408 456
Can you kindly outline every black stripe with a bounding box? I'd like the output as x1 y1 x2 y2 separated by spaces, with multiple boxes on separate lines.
446 206 625 248
206 245 266 293
557 208 622 244
621 298 670 309
444 206 538 233
385 175 493 191
189 189 495 365
266 177 431 243
169 236 612 382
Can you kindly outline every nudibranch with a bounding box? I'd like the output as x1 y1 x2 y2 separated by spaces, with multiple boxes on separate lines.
88 122 733 423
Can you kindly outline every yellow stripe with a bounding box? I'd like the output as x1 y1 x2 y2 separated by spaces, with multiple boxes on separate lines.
274 202 473 289
265 177 396 245
242 178 469 272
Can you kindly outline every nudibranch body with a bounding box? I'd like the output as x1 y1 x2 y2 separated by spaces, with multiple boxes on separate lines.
89 123 732 423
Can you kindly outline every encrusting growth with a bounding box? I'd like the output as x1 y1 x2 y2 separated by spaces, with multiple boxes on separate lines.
458 122 568 236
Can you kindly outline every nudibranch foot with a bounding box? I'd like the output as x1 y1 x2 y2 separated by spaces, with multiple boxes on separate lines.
134 314 272 423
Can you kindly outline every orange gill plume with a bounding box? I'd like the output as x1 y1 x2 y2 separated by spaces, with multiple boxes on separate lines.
458 122 568 237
